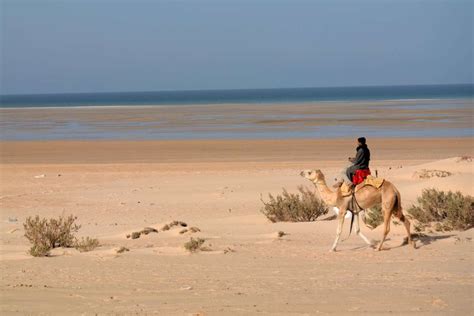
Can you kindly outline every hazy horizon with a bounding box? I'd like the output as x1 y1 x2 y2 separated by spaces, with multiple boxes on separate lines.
1 0 472 95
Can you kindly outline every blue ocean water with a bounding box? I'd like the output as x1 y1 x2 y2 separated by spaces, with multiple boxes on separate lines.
1 84 472 108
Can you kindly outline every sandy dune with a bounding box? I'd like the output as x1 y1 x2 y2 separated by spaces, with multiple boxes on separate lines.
0 138 472 315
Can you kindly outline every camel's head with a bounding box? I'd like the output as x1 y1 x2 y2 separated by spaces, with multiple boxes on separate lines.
300 169 325 182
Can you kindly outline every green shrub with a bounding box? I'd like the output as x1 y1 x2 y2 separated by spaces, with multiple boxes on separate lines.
23 215 99 257
23 215 81 256
364 204 384 229
408 189 474 231
261 186 328 222
29 243 52 257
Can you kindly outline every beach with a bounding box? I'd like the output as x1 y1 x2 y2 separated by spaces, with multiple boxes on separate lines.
2 0 473 313
0 134 473 314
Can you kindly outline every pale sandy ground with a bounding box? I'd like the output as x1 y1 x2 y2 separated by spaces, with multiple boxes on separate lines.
0 138 473 315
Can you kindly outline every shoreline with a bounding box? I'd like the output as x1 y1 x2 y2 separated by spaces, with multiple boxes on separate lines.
0 97 470 110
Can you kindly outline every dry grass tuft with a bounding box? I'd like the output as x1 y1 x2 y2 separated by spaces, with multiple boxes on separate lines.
75 237 100 252
457 155 472 162
278 231 287 238
161 220 187 232
413 169 452 179
180 227 200 234
408 188 473 231
189 227 201 233
128 227 159 239
141 227 158 235
131 232 141 239
116 246 130 254
223 247 236 254
261 186 328 222
184 237 206 253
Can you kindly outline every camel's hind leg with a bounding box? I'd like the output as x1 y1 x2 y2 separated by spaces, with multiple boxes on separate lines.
330 209 347 252
377 208 391 251
355 213 373 247
398 213 415 248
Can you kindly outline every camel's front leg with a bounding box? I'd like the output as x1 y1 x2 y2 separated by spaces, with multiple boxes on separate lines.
355 213 373 247
330 209 346 252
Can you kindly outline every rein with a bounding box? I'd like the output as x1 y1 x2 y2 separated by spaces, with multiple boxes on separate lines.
343 192 364 242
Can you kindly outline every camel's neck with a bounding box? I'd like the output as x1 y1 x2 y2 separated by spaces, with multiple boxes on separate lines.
312 179 337 206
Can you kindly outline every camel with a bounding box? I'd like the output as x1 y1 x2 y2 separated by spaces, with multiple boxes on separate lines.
300 169 414 252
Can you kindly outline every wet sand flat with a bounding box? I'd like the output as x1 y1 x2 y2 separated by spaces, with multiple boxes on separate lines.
1 99 472 140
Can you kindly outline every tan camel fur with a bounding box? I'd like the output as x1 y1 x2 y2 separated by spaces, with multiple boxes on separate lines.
300 169 414 252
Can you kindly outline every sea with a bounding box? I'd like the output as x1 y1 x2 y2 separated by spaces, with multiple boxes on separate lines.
0 84 472 108
0 84 472 140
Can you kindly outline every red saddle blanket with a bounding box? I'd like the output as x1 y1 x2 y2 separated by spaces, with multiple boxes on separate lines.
352 168 371 185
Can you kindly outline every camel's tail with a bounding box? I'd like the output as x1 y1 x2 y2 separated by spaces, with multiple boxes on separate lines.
394 188 403 219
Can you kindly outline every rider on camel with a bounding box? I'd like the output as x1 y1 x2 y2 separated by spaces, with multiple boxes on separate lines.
334 137 371 188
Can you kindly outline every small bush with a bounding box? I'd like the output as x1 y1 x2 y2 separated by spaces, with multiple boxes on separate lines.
278 231 287 238
364 205 384 229
261 186 328 222
74 237 100 252
23 215 99 257
24 215 81 256
408 189 474 231
184 237 206 253
29 243 52 257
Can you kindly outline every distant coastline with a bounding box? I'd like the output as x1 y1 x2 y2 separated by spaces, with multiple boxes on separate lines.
1 84 472 108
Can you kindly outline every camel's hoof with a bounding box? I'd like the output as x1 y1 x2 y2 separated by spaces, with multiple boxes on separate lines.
329 249 336 253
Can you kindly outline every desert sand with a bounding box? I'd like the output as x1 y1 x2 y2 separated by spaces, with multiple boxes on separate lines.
0 138 473 315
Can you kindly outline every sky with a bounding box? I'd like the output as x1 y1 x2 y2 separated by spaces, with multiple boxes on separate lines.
1 0 472 95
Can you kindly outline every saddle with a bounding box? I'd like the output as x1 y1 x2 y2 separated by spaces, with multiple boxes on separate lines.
340 175 385 197
353 168 371 185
